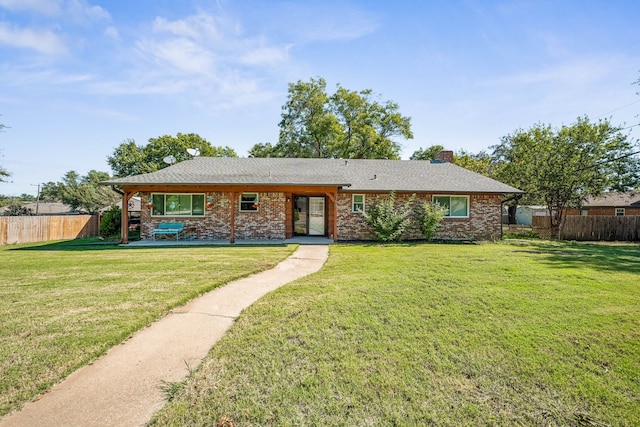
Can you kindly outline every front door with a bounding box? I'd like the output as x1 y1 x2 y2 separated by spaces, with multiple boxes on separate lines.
293 196 325 236
308 197 325 235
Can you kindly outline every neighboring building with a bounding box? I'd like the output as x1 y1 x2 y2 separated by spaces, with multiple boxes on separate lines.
102 156 522 244
502 205 548 226
567 191 640 216
0 202 84 216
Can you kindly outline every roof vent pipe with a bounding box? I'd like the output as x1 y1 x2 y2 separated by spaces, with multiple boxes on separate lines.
344 160 348 166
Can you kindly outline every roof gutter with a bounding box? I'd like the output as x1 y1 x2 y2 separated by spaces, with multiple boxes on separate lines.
111 185 124 196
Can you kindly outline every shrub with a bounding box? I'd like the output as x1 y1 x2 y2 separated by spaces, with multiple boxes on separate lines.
418 203 446 240
100 205 121 237
4 200 33 216
363 191 415 242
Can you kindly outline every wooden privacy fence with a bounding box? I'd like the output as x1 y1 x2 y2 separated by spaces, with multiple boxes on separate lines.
0 215 99 245
532 215 640 241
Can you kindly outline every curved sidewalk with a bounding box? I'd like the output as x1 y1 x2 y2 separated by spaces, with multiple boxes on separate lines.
1 245 329 427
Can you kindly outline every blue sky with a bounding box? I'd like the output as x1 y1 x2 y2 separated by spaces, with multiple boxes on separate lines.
1 0 639 196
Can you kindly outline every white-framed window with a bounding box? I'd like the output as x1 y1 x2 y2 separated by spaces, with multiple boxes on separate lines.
580 209 588 216
615 208 625 216
352 194 365 213
150 194 205 217
240 193 259 212
433 195 469 218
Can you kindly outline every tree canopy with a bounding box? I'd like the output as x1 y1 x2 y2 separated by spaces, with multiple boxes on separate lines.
40 170 120 214
108 133 237 177
249 77 412 159
410 145 497 177
492 116 640 235
409 145 444 160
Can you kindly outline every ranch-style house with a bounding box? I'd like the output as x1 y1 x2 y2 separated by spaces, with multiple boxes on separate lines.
103 154 522 244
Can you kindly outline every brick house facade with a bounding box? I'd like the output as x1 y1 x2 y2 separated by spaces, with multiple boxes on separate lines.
104 157 521 243
565 191 640 217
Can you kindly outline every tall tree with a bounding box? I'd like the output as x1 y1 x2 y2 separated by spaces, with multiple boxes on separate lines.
42 170 120 214
250 77 412 159
410 146 500 178
277 77 340 158
453 150 497 177
108 133 237 177
106 139 152 178
409 145 445 160
330 87 411 159
248 142 277 158
492 116 640 237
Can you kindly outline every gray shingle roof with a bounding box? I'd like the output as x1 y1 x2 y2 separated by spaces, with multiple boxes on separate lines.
103 157 522 194
583 191 640 207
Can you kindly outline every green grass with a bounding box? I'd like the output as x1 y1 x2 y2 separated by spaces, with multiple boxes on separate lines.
0 239 295 417
150 241 640 426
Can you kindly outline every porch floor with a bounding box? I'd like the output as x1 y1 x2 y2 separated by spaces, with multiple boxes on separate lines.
123 236 335 247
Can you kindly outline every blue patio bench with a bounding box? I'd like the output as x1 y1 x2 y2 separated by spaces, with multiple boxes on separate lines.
152 222 185 241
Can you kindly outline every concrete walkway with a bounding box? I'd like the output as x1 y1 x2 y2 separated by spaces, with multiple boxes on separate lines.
1 245 329 427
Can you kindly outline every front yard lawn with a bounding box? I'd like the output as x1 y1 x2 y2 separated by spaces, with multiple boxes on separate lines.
0 240 295 417
150 242 640 426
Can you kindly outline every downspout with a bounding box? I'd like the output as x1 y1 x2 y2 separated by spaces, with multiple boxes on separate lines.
111 185 124 196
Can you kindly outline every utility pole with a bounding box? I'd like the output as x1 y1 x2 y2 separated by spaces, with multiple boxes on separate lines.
31 183 41 215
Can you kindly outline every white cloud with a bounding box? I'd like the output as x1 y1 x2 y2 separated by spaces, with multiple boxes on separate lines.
486 55 621 94
0 22 67 54
104 26 119 41
238 44 290 67
268 2 379 43
132 10 290 106
152 14 222 41
0 0 61 15
136 37 216 76
0 0 110 23
66 0 110 24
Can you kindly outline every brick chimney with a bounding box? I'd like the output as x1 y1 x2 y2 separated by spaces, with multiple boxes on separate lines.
434 150 454 163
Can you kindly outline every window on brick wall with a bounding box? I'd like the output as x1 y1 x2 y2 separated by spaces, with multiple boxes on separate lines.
615 208 625 216
352 194 365 213
240 193 259 212
433 195 469 218
151 194 205 217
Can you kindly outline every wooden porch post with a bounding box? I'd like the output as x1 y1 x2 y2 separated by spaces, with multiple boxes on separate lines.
326 191 338 242
333 190 338 242
121 191 133 244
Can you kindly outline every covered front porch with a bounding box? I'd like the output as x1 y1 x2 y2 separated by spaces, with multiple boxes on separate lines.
116 184 340 245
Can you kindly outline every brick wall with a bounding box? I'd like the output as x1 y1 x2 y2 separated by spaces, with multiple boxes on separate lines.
139 191 502 241
140 192 232 240
336 192 502 241
140 192 286 240
585 207 640 216
234 192 286 240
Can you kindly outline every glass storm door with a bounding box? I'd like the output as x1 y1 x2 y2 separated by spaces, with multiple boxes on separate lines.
294 196 308 235
308 197 325 235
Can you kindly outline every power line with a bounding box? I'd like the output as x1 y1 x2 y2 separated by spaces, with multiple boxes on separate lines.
595 99 640 119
